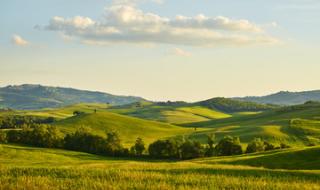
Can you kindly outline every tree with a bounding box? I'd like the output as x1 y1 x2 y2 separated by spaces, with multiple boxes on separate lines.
105 131 122 156
132 137 145 156
205 133 215 156
180 140 204 159
148 139 180 159
246 138 265 153
263 141 275 151
0 131 7 143
215 136 243 156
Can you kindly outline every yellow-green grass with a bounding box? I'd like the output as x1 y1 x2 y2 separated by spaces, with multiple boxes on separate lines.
0 103 110 120
109 105 230 124
194 146 320 170
0 144 319 190
53 111 194 146
184 103 320 146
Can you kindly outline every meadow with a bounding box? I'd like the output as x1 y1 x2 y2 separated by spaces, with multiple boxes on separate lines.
1 102 320 189
0 144 319 190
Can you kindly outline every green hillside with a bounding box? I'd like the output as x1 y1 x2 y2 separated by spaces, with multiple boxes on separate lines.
195 146 320 170
184 102 320 146
53 111 193 146
235 90 320 105
0 84 144 110
110 102 231 124
0 144 319 190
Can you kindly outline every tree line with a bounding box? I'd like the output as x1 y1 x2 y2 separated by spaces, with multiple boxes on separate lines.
0 115 56 129
0 125 290 159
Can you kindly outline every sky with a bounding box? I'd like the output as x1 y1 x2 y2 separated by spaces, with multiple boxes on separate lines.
0 0 320 102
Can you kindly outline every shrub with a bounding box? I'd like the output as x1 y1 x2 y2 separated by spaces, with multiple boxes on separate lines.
148 139 180 159
131 137 145 156
0 131 7 143
215 136 243 156
246 138 265 153
180 140 204 160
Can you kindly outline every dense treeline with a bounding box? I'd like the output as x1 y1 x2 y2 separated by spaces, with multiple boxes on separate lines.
0 115 55 129
198 97 276 113
0 126 290 160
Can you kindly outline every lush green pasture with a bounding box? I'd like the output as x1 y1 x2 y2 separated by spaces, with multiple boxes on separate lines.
0 144 319 190
195 146 320 170
184 103 320 146
109 103 231 124
53 111 194 146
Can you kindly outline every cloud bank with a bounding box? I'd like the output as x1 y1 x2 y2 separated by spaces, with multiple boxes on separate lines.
41 3 279 47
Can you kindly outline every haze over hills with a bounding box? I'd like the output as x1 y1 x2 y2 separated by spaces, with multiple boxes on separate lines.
235 90 320 105
0 84 144 110
1 84 320 110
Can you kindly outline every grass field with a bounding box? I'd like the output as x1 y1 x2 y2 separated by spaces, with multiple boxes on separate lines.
109 103 231 124
0 144 319 190
53 111 194 146
183 103 320 146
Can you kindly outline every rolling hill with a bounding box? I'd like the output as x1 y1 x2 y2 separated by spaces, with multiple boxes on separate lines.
183 102 320 146
53 110 194 146
235 90 320 105
108 98 275 124
0 84 144 110
195 146 320 170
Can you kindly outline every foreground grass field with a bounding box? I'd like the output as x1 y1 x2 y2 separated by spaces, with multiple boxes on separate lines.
0 144 319 190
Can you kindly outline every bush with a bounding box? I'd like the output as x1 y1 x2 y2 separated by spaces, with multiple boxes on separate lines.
263 141 276 151
180 140 204 159
280 143 291 149
246 138 265 153
215 136 243 156
131 137 145 156
0 131 7 143
148 139 180 159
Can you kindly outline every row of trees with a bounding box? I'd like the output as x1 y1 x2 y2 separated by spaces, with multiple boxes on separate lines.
0 126 289 159
0 115 55 129
0 125 131 157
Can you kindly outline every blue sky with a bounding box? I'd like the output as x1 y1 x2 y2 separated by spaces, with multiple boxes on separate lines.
1 0 320 101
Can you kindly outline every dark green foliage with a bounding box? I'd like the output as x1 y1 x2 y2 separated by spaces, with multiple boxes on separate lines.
246 138 265 153
0 115 56 129
131 137 145 156
264 141 276 151
148 139 180 158
280 143 291 149
64 128 128 157
180 140 204 159
198 97 275 113
0 131 7 143
215 136 243 156
73 111 85 116
6 125 63 148
205 133 215 157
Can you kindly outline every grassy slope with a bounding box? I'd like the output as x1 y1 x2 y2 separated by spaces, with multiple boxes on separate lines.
109 103 231 124
195 146 320 170
53 111 194 146
0 144 319 190
184 103 320 146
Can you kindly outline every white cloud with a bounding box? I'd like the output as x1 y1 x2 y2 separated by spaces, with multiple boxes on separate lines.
172 48 192 57
40 3 279 47
12 35 29 46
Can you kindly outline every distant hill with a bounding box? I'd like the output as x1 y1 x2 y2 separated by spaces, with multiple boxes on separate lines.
0 84 144 110
108 98 275 124
235 90 320 105
196 97 276 113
